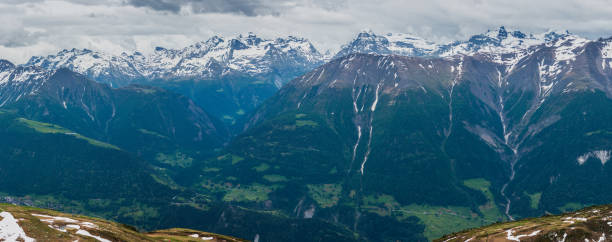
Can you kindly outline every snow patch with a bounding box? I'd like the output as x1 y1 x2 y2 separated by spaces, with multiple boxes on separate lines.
505 229 541 241
303 206 315 218
597 233 606 242
66 224 80 230
577 150 611 165
563 216 588 224
360 125 373 175
32 213 79 223
76 229 111 242
370 82 382 112
602 41 612 59
554 36 589 62
80 222 97 229
0 212 35 242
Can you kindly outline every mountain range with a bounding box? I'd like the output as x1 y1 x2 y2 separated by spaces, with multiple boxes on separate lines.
1 27 611 241
23 33 324 129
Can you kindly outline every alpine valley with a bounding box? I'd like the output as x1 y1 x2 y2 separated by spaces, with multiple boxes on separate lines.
1 27 611 241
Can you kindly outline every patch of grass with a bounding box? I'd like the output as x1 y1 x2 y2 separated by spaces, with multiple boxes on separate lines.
296 120 318 127
203 167 220 172
362 189 504 241
252 163 270 172
87 199 112 209
559 202 583 212
362 194 400 216
263 174 288 183
18 117 71 133
585 129 612 136
231 155 244 164
307 184 342 208
236 109 245 115
397 204 499 241
137 129 167 139
329 167 337 174
217 154 245 165
148 228 246 242
149 170 180 190
117 203 160 221
526 192 542 209
132 86 157 94
222 184 275 203
155 152 193 168
295 113 307 118
18 118 120 150
463 178 504 219
215 88 224 92
463 178 491 193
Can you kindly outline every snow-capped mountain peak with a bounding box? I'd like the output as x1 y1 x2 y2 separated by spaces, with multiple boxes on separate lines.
439 27 571 58
0 59 15 71
26 48 142 87
335 26 579 67
24 33 324 86
334 30 439 59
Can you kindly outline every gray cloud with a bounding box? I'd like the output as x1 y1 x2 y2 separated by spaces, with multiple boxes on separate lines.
0 0 611 64
125 0 275 16
0 28 40 47
124 0 346 16
127 0 181 13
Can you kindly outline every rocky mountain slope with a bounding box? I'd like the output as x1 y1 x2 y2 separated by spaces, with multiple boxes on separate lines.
202 33 612 240
0 203 245 242
437 204 612 242
24 34 324 127
0 64 228 163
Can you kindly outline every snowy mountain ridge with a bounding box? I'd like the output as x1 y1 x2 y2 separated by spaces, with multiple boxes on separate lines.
23 27 593 88
0 63 52 106
335 27 590 67
26 33 324 87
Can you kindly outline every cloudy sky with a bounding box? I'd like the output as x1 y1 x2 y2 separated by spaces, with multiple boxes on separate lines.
2 0 612 64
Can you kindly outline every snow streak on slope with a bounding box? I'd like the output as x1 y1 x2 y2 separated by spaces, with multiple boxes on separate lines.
348 74 363 174
577 150 611 165
497 69 512 145
495 36 590 220
360 81 383 175
602 41 612 59
0 212 35 242
442 57 463 152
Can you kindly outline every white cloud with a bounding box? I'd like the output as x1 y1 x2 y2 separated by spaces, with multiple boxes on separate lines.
0 0 611 64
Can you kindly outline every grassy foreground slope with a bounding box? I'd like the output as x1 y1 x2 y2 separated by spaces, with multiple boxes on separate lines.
437 204 612 242
0 203 245 242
